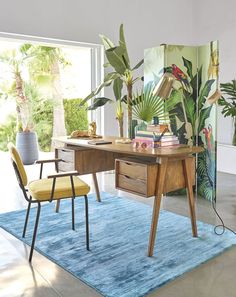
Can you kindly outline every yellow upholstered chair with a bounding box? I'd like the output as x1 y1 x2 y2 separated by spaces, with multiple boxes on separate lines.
8 143 90 262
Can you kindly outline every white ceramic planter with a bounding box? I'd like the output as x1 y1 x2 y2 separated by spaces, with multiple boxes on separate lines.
16 131 39 165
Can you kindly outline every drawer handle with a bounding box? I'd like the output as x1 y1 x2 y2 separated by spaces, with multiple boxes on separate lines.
124 174 131 179
124 162 132 166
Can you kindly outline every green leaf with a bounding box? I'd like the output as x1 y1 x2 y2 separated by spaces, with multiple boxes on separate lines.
165 89 183 111
184 95 196 126
99 34 114 50
80 80 113 106
191 66 202 101
87 97 113 110
198 79 215 110
198 106 212 133
113 77 123 101
132 82 167 122
132 59 144 71
104 72 120 82
119 24 130 69
182 57 193 79
19 43 32 55
105 46 127 74
103 62 110 68
220 80 236 100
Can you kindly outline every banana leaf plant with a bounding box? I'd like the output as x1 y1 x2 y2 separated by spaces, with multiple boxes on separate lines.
80 24 143 138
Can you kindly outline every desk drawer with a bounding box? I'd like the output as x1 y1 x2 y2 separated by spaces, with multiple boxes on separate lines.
117 174 147 196
58 160 75 172
55 148 75 172
115 158 158 197
119 160 147 180
57 148 75 163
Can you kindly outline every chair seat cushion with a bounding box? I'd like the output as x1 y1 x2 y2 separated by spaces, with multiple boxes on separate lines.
28 176 90 201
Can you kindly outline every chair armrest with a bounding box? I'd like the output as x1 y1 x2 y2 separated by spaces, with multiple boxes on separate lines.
35 158 62 164
47 171 79 179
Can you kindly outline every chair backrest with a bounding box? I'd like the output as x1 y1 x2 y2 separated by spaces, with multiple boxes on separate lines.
8 143 28 187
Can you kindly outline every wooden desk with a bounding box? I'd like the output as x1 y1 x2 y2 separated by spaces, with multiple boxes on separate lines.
53 136 203 256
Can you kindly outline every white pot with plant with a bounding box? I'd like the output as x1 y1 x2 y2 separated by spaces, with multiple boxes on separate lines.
0 47 39 164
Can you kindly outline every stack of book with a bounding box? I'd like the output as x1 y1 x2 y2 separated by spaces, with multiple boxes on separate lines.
146 123 169 133
134 124 180 148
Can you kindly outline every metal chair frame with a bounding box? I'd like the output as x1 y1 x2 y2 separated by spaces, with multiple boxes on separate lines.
11 159 89 263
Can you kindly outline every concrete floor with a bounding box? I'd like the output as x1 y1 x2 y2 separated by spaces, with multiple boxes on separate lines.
0 151 236 297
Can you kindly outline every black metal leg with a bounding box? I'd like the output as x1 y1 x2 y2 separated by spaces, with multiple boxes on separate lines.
29 202 41 263
72 198 75 230
22 199 32 238
84 195 89 251
39 163 43 179
70 176 76 231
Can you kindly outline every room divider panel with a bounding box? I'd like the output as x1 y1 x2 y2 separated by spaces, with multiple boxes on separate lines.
144 41 219 201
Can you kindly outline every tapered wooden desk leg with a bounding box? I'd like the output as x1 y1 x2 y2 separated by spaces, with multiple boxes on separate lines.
183 157 198 237
55 162 60 213
92 173 101 202
148 158 168 257
55 200 61 213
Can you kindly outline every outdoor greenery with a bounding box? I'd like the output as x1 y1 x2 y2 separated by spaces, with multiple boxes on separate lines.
25 45 70 138
0 47 33 132
64 98 88 135
0 42 89 152
0 115 17 151
0 98 88 152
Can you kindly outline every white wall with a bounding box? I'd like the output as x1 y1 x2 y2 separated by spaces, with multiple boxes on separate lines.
194 0 236 145
0 0 195 136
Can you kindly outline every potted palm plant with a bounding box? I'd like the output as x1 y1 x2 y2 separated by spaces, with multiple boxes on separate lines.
219 80 236 145
0 46 39 164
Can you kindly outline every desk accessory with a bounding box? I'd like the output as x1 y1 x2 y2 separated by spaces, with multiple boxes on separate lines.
115 138 132 144
88 140 112 145
70 121 102 139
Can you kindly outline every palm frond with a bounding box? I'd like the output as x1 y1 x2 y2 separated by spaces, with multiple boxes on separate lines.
132 82 168 123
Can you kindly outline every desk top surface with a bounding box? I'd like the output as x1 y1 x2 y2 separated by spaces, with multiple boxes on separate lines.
53 136 203 158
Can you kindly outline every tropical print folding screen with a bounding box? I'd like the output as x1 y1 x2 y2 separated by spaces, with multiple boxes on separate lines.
144 41 219 201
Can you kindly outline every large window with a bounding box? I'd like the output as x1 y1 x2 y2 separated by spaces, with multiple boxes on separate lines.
0 33 102 151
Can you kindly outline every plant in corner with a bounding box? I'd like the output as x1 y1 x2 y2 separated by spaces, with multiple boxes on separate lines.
80 24 143 138
219 80 236 145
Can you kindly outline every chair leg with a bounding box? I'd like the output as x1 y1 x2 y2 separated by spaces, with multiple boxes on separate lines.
72 198 75 231
29 202 41 263
22 199 32 238
84 195 89 251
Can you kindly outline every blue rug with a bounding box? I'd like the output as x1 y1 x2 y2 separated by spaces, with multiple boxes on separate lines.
0 192 236 297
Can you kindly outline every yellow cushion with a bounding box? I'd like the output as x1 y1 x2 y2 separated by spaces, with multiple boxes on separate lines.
8 142 28 186
28 176 90 201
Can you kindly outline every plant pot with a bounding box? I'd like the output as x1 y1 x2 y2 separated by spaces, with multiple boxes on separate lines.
16 131 39 165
